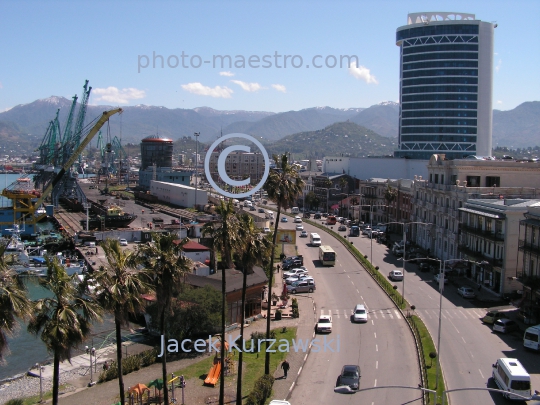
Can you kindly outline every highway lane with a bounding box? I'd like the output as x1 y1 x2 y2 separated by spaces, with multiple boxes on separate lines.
342 227 540 405
273 215 422 405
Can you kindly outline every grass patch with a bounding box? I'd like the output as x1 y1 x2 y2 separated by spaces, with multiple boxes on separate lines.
17 384 70 405
171 327 297 399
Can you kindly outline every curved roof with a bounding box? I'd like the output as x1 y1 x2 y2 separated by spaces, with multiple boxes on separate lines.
142 134 173 143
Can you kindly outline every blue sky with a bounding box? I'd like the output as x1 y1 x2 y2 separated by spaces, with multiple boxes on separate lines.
1 0 539 113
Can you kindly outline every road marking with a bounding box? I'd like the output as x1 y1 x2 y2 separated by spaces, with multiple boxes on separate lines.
458 309 467 318
427 294 433 300
448 319 460 333
361 296 364 300
376 360 378 369
298 367 302 374
289 382 295 391
388 311 394 319
371 319 374 325
347 275 350 278
356 289 360 294
344 310 348 318
445 310 453 318
423 310 432 319
441 312 447 319
479 369 484 379
374 332 377 339
335 310 340 319
462 337 466 344
470 352 474 359
351 281 355 286
380 310 385 319
304 354 308 361
374 379 377 387
394 310 401 319
376 344 378 352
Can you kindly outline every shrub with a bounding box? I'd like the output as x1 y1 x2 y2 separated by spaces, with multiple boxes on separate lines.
6 400 24 405
292 307 299 318
98 347 158 383
246 374 275 405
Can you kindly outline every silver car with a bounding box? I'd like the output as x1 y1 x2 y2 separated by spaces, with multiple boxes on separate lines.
286 280 315 294
457 286 476 298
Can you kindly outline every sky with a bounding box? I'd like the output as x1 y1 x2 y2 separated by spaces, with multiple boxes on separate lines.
1 0 539 113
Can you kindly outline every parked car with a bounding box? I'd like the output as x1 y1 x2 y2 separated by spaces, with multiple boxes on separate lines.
434 273 448 284
388 270 404 281
316 315 333 333
286 274 312 285
338 225 347 231
296 224 304 231
287 280 316 294
314 213 322 219
362 227 372 236
336 365 360 390
263 227 271 233
258 208 265 213
457 286 476 298
282 258 304 270
119 238 128 246
300 230 308 238
282 267 309 279
493 318 519 334
419 262 431 272
281 217 288 222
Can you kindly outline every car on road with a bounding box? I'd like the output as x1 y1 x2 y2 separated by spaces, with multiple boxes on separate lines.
300 230 308 238
293 216 302 223
493 318 519 334
434 273 448 284
281 217 288 222
352 304 368 323
419 262 431 272
336 365 360 390
258 208 265 213
316 315 333 333
362 227 372 236
249 205 256 211
287 280 316 294
296 224 304 231
119 238 128 246
263 227 271 233
388 270 404 281
314 213 321 219
457 286 476 298
338 225 347 231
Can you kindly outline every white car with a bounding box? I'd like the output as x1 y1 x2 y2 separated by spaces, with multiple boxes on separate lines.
283 267 309 279
352 304 368 323
295 224 304 231
388 270 404 281
119 238 128 246
457 286 476 298
293 216 302 223
300 230 308 238
263 227 271 233
434 273 448 284
316 315 332 333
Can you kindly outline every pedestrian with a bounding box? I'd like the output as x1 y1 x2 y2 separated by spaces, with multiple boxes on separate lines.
96 247 98 254
103 361 109 371
281 359 290 378
277 264 280 273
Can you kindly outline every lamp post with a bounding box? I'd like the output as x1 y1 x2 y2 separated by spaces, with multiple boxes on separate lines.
194 132 200 211
85 345 96 386
36 363 44 403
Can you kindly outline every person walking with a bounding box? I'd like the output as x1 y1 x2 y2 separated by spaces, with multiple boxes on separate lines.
277 264 280 273
281 359 290 378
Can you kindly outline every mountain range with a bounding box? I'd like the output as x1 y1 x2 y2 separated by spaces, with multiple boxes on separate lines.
0 95 538 156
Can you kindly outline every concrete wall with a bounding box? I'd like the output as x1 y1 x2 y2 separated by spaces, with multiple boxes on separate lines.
150 180 208 208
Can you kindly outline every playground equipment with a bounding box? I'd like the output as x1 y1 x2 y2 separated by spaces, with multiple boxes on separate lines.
204 359 221 386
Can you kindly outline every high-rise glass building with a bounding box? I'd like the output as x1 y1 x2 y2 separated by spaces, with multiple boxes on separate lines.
394 12 495 160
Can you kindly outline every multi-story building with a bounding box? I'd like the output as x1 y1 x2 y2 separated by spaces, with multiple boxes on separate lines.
394 12 495 159
411 154 540 263
206 151 265 186
518 204 540 323
458 199 540 295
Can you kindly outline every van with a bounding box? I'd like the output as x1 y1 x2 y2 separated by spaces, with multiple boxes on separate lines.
492 358 531 400
310 233 321 247
265 211 274 220
482 307 514 324
291 207 299 214
524 324 540 351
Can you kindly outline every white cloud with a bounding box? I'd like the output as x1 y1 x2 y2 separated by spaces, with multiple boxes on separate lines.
495 59 502 72
219 71 234 77
348 62 378 84
497 100 503 104
93 87 145 104
271 84 287 93
230 80 262 92
181 82 233 98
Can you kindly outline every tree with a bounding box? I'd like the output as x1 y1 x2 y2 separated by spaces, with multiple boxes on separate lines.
0 245 33 360
28 258 102 405
202 199 239 405
236 214 271 403
135 233 192 405
304 191 319 210
88 239 152 405
262 154 304 374
384 184 398 224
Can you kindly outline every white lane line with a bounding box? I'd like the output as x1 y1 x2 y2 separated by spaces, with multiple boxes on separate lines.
347 275 350 278
445 309 453 318
376 344 378 352
372 312 377 319
427 294 433 300
335 310 340 319
374 379 377 387
470 351 474 359
298 366 302 374
344 310 348 318
458 309 467 318
424 310 432 319
394 310 402 319
376 360 378 369
374 332 377 339
388 311 394 319
289 382 295 391
448 319 460 333
361 296 364 300
479 369 484 379
432 310 439 318
304 354 308 361
462 337 466 344
371 319 374 325
351 281 355 286
356 289 360 294
380 310 386 319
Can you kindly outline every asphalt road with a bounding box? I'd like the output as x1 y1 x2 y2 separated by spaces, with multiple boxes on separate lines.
262 211 422 405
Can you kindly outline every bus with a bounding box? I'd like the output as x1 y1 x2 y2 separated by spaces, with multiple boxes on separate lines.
326 215 337 225
319 245 336 266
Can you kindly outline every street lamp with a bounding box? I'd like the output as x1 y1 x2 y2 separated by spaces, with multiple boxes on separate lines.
194 132 200 211
36 363 44 403
85 345 96 386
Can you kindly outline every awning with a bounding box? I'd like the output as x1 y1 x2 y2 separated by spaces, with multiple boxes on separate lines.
459 207 504 219
32 257 46 264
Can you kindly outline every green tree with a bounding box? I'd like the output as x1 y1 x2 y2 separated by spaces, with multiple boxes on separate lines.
236 214 272 403
304 191 319 210
28 258 102 405
88 239 152 405
0 245 33 360
202 199 239 405
262 154 304 374
135 233 192 405
384 184 398 224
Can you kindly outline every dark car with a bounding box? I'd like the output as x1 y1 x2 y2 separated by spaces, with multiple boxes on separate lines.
338 225 347 231
314 213 321 219
337 365 361 390
419 262 431 272
282 256 304 270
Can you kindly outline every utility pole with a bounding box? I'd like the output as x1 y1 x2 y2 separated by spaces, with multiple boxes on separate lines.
194 132 200 211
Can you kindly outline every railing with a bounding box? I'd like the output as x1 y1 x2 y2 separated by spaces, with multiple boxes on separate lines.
457 245 503 267
459 224 504 241
518 239 540 254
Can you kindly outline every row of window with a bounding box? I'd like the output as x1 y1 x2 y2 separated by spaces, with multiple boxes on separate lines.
402 35 479 49
397 25 479 41
402 77 478 86
403 52 478 64
402 94 477 102
402 110 477 118
401 126 477 134
403 68 478 78
394 150 472 159
402 85 478 94
402 118 477 126
403 60 478 70
401 101 477 110
403 43 479 55
400 135 477 142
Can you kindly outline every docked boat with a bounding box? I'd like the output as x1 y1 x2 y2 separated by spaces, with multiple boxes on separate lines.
82 205 137 230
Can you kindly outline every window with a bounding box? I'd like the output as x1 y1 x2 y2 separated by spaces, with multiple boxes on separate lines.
430 174 433 183
435 174 439 183
466 176 480 187
486 176 500 187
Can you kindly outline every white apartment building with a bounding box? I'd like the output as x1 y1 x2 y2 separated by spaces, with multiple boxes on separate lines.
518 204 540 322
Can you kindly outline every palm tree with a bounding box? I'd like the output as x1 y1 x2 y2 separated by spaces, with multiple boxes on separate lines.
135 233 192 405
235 214 271 404
263 154 304 374
0 244 33 360
384 184 398 224
28 258 102 405
202 199 238 405
88 239 152 405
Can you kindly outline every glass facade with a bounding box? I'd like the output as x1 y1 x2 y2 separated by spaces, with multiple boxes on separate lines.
394 17 493 160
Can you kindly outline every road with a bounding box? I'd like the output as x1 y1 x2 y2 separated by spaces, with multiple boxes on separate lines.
263 212 423 405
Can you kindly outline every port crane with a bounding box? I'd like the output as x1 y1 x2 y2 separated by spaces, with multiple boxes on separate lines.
1 108 123 232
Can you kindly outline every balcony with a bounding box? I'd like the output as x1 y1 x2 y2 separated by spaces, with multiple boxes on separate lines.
518 240 540 255
459 224 504 242
458 244 503 267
